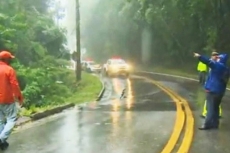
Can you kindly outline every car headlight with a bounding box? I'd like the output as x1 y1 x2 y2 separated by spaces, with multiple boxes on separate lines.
110 66 118 71
127 65 132 70
111 66 117 69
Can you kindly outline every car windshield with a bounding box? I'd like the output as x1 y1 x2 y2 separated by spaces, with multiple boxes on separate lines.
88 61 95 65
88 62 98 66
111 60 126 64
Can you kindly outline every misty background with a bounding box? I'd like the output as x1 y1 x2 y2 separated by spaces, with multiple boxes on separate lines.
56 0 230 72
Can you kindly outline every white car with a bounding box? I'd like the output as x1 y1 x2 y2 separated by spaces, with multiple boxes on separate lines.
103 58 131 77
82 61 102 73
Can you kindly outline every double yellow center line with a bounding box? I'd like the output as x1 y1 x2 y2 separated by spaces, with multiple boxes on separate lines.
135 76 194 153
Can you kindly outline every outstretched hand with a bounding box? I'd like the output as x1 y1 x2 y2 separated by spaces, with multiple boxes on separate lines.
193 52 200 57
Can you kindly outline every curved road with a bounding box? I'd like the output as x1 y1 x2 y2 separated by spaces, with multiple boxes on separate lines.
4 72 230 153
136 72 230 153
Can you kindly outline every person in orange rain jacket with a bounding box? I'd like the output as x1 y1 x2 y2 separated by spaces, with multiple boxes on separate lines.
0 50 23 150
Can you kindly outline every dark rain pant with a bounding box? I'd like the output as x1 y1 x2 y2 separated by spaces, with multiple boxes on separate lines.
204 92 223 127
199 71 206 85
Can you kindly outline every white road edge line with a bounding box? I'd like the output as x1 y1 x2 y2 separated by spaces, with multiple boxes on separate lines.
138 71 230 91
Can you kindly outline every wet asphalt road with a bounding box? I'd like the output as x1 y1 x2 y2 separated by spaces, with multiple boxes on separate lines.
136 72 230 153
5 75 176 153
4 72 230 153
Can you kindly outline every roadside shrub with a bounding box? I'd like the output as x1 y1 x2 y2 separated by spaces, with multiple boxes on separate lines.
12 58 75 109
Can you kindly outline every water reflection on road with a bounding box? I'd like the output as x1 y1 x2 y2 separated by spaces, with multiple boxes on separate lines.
7 75 176 153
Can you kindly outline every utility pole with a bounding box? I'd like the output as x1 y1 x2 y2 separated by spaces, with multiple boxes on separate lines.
76 0 81 81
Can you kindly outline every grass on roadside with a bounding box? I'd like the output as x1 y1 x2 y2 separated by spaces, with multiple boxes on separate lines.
67 72 102 103
19 72 102 117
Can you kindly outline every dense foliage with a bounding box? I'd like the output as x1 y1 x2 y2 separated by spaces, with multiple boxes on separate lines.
0 0 74 109
83 0 230 67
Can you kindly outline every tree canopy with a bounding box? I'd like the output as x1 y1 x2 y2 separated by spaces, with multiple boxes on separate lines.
0 0 72 111
82 0 230 66
0 0 68 65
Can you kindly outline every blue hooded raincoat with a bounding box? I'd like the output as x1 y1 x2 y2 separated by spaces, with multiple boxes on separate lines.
199 54 229 94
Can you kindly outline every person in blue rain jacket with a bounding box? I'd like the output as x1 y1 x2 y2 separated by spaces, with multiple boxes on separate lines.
201 52 222 118
194 52 229 130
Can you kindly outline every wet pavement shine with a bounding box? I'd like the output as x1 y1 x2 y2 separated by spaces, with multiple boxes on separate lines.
136 72 230 153
5 72 230 153
6 75 176 153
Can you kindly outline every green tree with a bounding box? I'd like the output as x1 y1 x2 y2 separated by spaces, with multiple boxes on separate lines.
0 0 73 110
82 0 230 66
